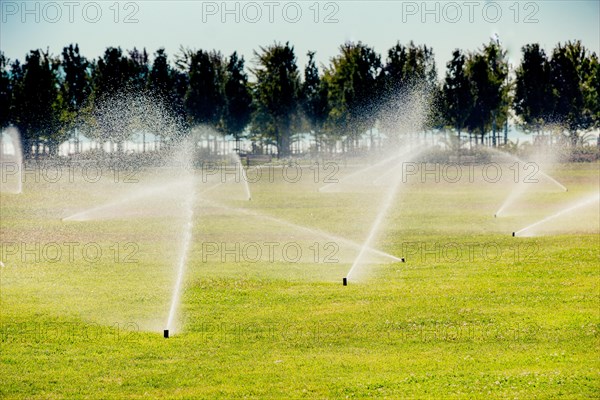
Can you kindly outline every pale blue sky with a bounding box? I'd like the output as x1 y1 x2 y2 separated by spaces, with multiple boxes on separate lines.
1 1 599 75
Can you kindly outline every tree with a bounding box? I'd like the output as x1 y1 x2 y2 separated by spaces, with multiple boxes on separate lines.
324 42 381 152
91 47 157 152
550 40 596 145
93 47 130 99
127 47 149 92
301 51 329 152
185 49 225 129
169 68 189 137
380 41 436 95
222 52 252 150
513 44 552 134
90 47 134 152
61 44 91 112
60 44 91 153
584 53 600 132
145 48 176 150
146 48 189 147
149 48 171 99
379 41 437 142
11 50 61 157
466 41 508 146
251 42 301 157
442 49 473 143
0 52 11 129
425 84 446 135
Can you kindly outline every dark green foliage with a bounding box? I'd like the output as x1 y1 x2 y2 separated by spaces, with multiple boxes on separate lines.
222 52 253 148
93 47 130 100
442 49 473 140
184 50 225 128
465 41 508 145
127 47 149 92
324 42 381 150
514 44 552 133
382 41 437 95
1 39 598 156
149 48 171 99
549 40 597 144
59 44 91 151
10 50 61 156
378 41 438 140
251 42 301 157
0 52 13 130
301 51 329 151
61 44 91 112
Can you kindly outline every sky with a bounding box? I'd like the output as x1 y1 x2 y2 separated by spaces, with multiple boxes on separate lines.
1 0 599 76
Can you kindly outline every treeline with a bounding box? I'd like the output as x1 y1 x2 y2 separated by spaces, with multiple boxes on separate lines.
0 39 598 158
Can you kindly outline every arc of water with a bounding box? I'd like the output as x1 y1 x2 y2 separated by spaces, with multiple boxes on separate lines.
197 197 403 263
199 181 224 195
233 155 252 201
63 179 223 221
537 170 568 192
241 168 252 201
346 146 427 281
495 180 528 217
492 149 567 217
63 179 189 221
319 149 415 192
345 162 405 281
372 146 426 186
513 193 599 236
0 128 23 194
165 189 195 333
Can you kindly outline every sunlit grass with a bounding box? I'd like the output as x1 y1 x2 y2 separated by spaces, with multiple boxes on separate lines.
0 162 598 398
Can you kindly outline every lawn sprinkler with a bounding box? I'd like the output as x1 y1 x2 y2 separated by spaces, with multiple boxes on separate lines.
342 277 347 286
164 329 169 338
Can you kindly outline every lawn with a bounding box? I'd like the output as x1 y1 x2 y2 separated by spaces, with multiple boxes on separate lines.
0 160 598 399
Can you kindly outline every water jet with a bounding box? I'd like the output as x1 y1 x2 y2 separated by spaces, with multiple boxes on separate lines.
0 128 23 194
512 193 599 237
345 146 425 282
197 197 403 263
491 149 568 218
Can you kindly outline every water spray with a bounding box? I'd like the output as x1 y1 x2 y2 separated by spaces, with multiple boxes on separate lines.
197 197 403 263
512 193 599 237
164 145 197 338
319 150 412 192
491 149 568 217
0 128 23 195
345 148 421 282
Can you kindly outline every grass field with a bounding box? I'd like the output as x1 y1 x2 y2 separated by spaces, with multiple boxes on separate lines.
0 160 598 398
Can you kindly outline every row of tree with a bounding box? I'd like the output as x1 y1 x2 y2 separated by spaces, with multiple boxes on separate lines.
0 39 598 157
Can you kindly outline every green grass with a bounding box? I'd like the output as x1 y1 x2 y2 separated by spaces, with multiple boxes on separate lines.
0 161 598 399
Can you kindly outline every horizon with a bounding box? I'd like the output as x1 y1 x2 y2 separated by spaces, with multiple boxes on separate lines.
1 1 599 75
